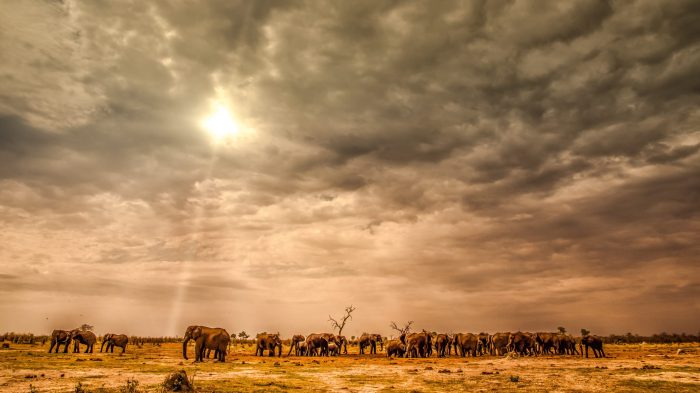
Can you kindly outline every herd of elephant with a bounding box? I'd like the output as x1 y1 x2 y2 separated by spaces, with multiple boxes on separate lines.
46 326 606 362
389 331 606 359
48 329 129 354
181 326 606 363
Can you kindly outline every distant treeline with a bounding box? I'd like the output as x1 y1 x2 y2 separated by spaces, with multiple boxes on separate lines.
603 332 700 344
1 331 698 345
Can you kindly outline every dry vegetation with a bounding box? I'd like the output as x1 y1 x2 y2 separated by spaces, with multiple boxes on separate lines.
0 342 698 392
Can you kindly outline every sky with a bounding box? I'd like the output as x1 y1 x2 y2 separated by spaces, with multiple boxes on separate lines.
0 0 698 338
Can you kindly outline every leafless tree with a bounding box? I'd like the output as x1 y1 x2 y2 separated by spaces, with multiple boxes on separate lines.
328 305 356 336
389 321 414 335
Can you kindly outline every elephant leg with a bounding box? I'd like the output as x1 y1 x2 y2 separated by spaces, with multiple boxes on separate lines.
194 340 202 362
199 343 208 362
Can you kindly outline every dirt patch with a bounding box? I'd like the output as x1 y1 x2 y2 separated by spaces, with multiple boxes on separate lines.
1 343 699 392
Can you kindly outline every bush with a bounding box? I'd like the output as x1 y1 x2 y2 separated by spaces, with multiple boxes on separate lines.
120 378 139 393
162 370 194 392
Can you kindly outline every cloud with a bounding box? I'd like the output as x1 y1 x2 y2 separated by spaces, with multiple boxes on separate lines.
0 0 698 336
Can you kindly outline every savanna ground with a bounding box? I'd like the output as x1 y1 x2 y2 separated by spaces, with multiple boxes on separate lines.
0 342 699 392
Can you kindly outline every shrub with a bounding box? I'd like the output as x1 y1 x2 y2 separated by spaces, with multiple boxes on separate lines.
162 370 194 392
120 378 139 393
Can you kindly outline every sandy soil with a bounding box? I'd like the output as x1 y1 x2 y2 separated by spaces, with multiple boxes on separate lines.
0 342 698 392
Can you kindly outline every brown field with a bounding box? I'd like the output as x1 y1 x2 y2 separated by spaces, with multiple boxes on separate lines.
0 342 699 392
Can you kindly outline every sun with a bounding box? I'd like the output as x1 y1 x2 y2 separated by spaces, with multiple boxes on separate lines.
202 104 239 142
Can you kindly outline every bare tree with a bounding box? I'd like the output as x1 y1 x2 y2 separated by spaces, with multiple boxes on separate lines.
389 321 413 335
328 305 356 336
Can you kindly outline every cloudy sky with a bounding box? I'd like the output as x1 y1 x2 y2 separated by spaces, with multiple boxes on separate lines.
1 0 698 337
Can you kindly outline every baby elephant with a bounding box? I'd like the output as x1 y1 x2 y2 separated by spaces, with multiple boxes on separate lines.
386 340 406 358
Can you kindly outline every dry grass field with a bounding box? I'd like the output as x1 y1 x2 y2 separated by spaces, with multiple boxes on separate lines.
1 342 699 392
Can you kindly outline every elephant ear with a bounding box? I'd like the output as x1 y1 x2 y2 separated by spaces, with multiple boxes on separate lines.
193 326 202 338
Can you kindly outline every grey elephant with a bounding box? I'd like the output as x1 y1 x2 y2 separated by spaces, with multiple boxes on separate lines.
386 339 406 358
453 333 479 357
580 335 605 358
305 333 328 356
48 330 71 353
255 332 282 357
182 325 230 362
71 330 97 353
287 334 306 356
101 333 129 354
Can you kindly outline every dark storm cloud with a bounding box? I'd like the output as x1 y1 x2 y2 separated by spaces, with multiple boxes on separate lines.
0 0 698 335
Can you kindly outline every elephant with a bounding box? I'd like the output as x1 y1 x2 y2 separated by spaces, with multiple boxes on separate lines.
297 341 308 356
453 333 479 357
328 342 339 356
100 333 114 353
374 334 384 352
255 332 282 357
358 333 382 354
386 339 406 358
287 334 306 356
535 332 557 355
434 334 451 357
182 325 230 362
557 334 579 355
477 333 490 356
401 331 431 358
508 332 535 356
48 330 72 353
337 335 349 354
580 335 605 358
320 333 340 356
490 332 510 355
305 333 329 356
70 330 97 353
102 333 129 354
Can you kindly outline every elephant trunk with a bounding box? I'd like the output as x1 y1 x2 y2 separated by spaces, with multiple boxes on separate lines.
182 337 190 360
